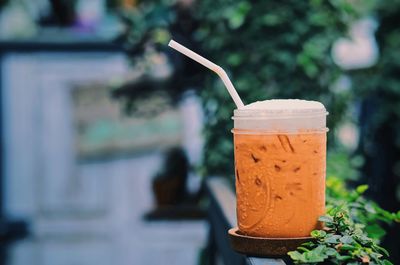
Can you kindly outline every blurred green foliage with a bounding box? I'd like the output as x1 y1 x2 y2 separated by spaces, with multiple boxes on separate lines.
327 151 399 241
195 0 359 177
327 151 363 181
121 0 174 48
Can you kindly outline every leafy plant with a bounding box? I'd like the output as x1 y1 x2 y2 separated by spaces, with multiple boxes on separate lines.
121 0 174 53
288 205 394 265
326 151 363 182
326 150 399 241
326 180 400 240
195 0 360 177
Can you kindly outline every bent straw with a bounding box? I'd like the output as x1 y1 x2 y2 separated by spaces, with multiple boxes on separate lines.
168 40 244 109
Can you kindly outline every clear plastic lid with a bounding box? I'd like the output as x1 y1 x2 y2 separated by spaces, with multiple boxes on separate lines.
232 99 328 132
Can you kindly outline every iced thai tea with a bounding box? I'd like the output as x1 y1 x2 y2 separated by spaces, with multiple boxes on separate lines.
232 99 327 238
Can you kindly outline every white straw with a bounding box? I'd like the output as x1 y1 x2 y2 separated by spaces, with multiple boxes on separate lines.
168 40 244 109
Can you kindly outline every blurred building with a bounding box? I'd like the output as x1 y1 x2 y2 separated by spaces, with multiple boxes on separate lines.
0 1 207 265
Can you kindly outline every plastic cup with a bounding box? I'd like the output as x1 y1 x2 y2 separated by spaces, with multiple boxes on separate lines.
232 100 328 238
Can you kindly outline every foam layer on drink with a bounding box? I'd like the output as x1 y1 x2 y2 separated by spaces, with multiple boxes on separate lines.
242 99 325 112
233 99 327 132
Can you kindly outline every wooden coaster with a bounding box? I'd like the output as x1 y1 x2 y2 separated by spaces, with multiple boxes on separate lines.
228 227 313 257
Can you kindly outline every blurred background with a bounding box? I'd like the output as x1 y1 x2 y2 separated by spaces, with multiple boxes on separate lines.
0 0 398 264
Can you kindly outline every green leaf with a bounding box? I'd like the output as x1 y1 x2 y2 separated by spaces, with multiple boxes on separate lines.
301 241 316 248
261 14 283 26
319 215 334 223
365 203 377 214
340 235 354 244
336 255 352 261
303 250 326 262
313 245 327 254
372 245 390 257
340 244 357 251
356 184 369 194
287 251 304 261
325 247 337 256
226 1 251 29
365 224 386 239
226 53 243 66
311 230 327 238
325 234 341 243
297 247 310 252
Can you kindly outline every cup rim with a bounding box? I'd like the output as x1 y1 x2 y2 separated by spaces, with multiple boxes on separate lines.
231 128 329 134
233 109 328 119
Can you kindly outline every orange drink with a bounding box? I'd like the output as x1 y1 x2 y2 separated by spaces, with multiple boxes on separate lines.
232 99 327 238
